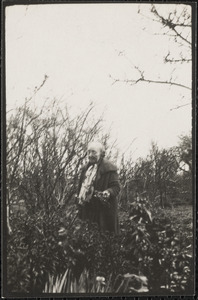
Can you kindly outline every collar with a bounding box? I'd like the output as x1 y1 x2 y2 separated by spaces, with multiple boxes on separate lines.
97 158 117 174
83 158 117 174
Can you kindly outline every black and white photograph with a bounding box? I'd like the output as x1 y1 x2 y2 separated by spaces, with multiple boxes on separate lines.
2 1 196 297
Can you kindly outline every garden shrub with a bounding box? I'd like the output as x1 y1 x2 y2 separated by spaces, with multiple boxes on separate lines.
7 205 69 293
7 196 193 294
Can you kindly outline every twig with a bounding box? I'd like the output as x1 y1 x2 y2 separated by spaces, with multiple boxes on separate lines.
170 102 191 111
110 74 191 90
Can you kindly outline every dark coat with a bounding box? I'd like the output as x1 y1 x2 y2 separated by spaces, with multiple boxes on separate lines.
78 158 121 234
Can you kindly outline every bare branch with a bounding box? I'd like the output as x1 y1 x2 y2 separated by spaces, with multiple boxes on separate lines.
164 56 191 64
170 102 191 111
110 73 191 90
164 51 191 64
151 5 191 45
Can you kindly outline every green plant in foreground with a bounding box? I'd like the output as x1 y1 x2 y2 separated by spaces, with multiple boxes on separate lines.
43 268 110 293
43 268 149 293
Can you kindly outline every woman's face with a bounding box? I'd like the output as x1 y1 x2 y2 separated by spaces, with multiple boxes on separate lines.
87 145 101 164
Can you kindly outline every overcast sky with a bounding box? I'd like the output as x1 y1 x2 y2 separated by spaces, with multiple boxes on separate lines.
5 3 192 160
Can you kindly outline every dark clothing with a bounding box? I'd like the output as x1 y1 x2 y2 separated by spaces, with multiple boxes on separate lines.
78 158 120 234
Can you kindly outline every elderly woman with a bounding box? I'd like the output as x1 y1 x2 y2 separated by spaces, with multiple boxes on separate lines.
77 141 120 234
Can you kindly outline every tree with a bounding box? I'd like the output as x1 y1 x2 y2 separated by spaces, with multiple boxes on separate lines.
119 137 192 209
149 143 178 208
143 4 191 60
173 133 192 203
110 4 192 110
118 154 135 206
175 133 192 172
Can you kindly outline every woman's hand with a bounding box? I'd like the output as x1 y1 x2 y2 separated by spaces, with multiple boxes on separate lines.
102 190 110 199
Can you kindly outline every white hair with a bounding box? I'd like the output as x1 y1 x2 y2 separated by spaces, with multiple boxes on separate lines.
87 141 105 156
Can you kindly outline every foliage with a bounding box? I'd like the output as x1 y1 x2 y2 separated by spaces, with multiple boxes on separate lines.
7 193 193 294
128 198 193 293
7 206 68 293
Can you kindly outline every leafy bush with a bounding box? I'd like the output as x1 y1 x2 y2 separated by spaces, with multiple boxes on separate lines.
7 195 193 295
7 205 69 293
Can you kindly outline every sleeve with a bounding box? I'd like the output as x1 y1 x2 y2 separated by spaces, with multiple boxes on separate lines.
106 171 121 198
